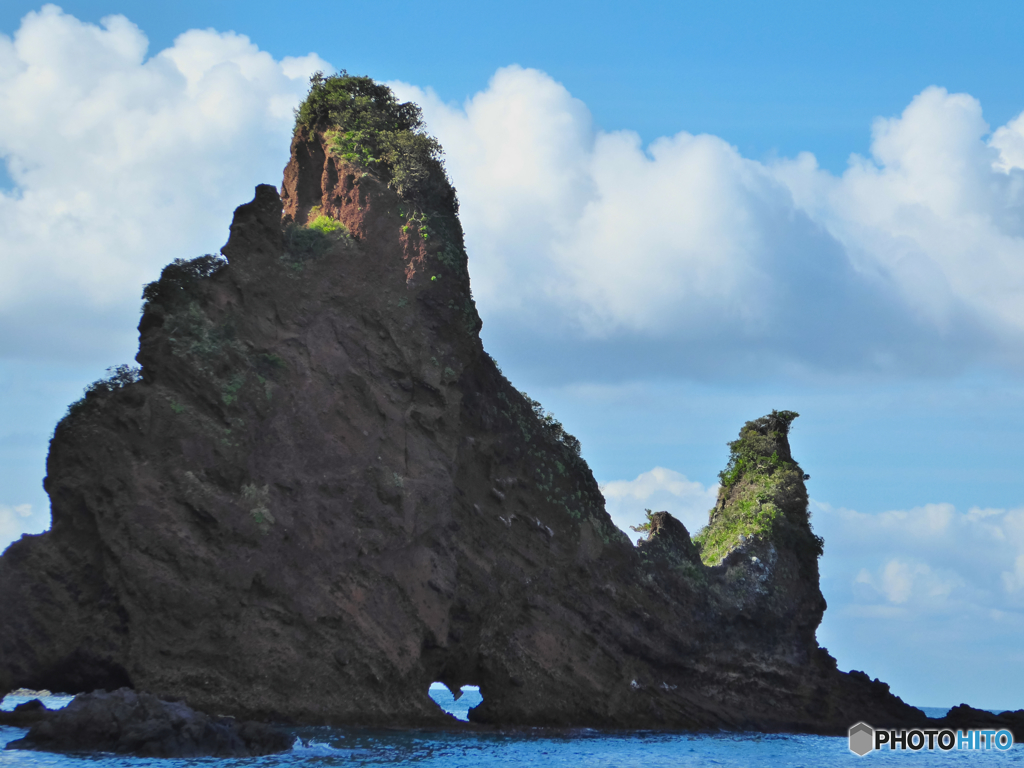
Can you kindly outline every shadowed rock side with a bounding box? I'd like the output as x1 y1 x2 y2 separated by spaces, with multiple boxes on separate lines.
0 86 926 733
5 688 292 757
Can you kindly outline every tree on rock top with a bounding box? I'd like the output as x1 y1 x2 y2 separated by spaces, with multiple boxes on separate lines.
717 409 800 489
294 71 453 206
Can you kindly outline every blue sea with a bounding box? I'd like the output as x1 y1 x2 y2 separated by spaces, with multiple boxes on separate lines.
1 688 1019 766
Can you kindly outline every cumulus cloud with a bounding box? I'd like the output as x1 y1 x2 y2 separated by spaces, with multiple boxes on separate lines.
0 5 328 362
391 70 1024 379
600 466 718 539
778 87 1024 342
809 500 1024 704
0 503 47 553
815 500 1024 608
2 10 1021 381
854 559 962 606
1002 555 1024 593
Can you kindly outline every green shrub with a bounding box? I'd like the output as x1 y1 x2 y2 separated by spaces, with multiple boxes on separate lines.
308 214 348 235
381 129 446 201
242 483 274 534
64 364 142 419
296 71 423 136
142 255 226 310
295 71 453 206
630 509 656 534
220 372 247 406
163 302 245 367
437 243 468 275
283 212 351 266
718 409 799 488
91 364 142 392
520 392 583 457
283 223 332 262
256 353 286 373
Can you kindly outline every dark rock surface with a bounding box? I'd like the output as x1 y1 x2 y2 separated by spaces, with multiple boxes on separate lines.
932 704 1024 739
0 85 935 733
0 699 50 727
4 688 292 757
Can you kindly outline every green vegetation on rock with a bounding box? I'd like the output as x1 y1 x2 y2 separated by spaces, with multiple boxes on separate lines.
295 71 451 205
164 302 241 362
694 410 823 566
630 509 657 534
307 214 348 236
283 206 352 267
293 72 478 339
141 255 226 312
63 364 142 422
242 483 274 535
717 409 799 489
139 254 293 417
519 392 583 458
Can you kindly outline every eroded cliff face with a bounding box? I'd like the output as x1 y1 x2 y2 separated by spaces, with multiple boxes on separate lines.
0 90 925 732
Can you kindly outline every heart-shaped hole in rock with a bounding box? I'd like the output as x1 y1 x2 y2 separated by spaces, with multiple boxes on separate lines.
427 682 483 722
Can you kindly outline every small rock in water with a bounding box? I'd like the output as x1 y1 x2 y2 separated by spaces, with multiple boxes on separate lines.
0 699 51 727
4 688 292 758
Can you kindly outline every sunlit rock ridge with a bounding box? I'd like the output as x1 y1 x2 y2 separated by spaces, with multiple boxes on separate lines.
0 73 924 732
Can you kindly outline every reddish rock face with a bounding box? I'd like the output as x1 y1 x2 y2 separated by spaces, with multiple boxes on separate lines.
0 129 924 732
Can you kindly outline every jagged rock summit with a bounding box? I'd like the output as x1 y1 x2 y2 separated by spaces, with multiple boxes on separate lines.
1 74 924 733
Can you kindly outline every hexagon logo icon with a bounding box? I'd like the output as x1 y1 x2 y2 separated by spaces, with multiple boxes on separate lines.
849 722 875 756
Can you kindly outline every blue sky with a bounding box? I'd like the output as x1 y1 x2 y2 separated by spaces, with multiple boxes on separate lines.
1 2 1023 710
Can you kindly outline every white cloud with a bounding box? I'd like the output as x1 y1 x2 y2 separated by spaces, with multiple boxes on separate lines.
814 500 1024 613
0 5 329 362
0 503 46 553
395 70 833 336
600 466 718 539
855 559 961 605
777 86 1024 337
1001 555 1024 593
991 111 1024 172
392 71 1024 378
812 500 1024 706
1 13 1021 379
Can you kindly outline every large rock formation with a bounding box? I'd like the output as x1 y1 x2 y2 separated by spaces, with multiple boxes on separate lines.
0 74 926 733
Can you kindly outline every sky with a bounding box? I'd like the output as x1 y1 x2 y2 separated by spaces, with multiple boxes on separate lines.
1 1 1023 711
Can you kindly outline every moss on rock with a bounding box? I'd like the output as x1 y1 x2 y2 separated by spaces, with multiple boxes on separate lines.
695 410 823 566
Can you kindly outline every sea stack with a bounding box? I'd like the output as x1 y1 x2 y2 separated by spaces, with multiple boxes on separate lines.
0 73 924 732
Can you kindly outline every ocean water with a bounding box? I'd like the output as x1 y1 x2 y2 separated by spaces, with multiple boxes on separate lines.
2 691 1020 767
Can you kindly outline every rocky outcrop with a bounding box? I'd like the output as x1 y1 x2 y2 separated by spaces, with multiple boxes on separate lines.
0 75 928 733
933 704 1024 739
0 699 50 727
5 688 292 757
